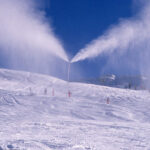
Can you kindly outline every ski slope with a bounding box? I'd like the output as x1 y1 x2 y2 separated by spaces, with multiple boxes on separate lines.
0 68 150 149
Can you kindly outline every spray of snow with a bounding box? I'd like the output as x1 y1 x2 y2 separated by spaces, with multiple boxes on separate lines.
0 0 68 62
71 1 150 63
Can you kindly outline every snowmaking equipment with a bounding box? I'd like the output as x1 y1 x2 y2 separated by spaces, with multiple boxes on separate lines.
67 62 71 97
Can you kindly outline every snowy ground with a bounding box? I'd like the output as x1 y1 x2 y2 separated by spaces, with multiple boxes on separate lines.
0 69 150 149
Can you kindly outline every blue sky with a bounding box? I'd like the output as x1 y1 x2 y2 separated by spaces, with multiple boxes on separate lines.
0 0 144 80
44 0 132 56
41 0 140 78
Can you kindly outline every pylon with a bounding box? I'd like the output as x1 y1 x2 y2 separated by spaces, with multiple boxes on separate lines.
107 97 110 104
52 88 55 96
68 91 71 98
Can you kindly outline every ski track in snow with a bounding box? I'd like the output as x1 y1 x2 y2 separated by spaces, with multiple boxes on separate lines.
0 69 150 149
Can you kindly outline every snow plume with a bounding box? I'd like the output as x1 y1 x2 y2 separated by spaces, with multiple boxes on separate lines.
71 1 150 63
0 0 68 63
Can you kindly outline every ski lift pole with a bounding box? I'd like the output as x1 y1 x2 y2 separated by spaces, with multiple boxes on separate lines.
68 62 71 82
67 62 71 97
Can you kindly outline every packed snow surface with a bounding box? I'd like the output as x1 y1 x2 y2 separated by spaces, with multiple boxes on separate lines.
0 68 150 149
